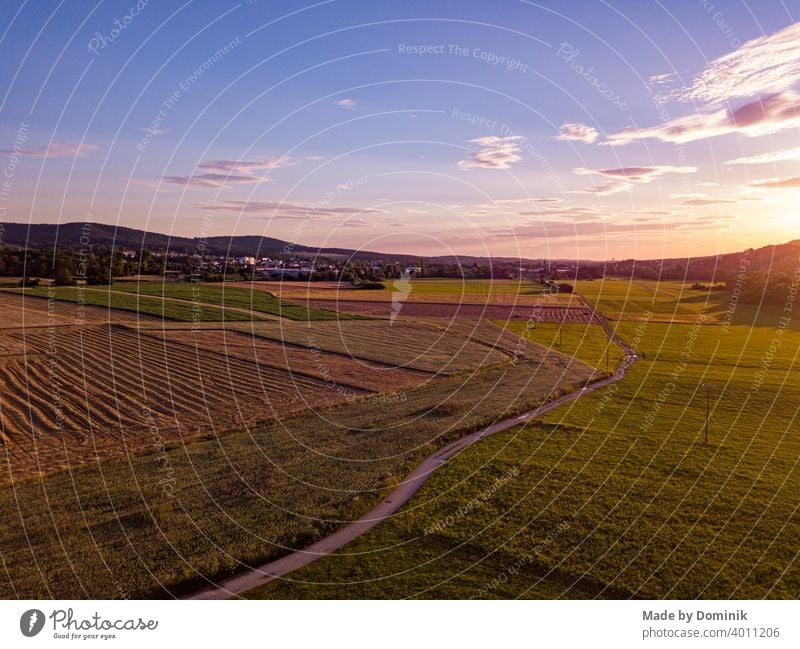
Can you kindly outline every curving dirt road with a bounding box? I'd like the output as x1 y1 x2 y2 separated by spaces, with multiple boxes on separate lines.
186 306 637 600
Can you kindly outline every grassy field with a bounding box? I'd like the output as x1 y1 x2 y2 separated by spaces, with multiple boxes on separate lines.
572 278 727 322
10 286 258 322
242 312 799 599
247 278 576 307
97 282 348 320
0 349 594 598
496 320 625 371
4 283 349 322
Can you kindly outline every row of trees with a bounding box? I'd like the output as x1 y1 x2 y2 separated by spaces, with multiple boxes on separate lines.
0 247 166 285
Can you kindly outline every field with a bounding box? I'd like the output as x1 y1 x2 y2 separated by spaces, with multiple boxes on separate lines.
3 282 348 323
239 284 800 599
0 323 366 479
2 275 795 600
238 279 577 307
293 299 595 322
0 339 593 598
498 320 626 371
237 320 511 374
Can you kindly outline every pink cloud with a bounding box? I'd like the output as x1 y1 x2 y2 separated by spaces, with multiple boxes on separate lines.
0 141 100 158
458 136 523 170
555 122 599 143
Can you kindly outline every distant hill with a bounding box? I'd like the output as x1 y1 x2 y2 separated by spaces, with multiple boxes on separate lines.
0 222 377 259
1 222 798 278
607 240 800 280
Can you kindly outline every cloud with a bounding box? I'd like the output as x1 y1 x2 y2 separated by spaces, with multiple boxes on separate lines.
574 165 697 182
578 180 632 196
605 91 800 145
479 197 563 209
682 21 800 104
197 156 294 174
749 176 800 189
0 141 100 158
555 122 599 143
572 165 696 196
518 206 599 216
336 98 357 109
649 72 678 86
725 146 800 166
680 198 739 206
193 200 386 218
160 155 296 188
458 135 523 170
161 173 272 188
606 23 800 146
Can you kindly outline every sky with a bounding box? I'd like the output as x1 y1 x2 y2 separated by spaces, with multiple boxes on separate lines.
0 0 799 260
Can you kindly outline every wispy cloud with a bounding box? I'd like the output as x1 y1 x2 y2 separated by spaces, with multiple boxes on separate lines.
161 173 272 188
575 165 696 182
681 21 800 104
605 91 800 145
458 135 523 170
680 198 739 206
606 22 800 146
336 98 357 109
555 122 599 143
573 165 696 195
480 197 563 209
0 141 100 158
160 155 295 188
725 146 800 166
193 200 386 218
198 156 294 174
749 176 800 190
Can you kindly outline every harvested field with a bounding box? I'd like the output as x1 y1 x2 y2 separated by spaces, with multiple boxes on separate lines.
412 318 553 360
234 320 511 374
152 328 429 393
0 325 366 480
0 350 596 599
293 298 597 322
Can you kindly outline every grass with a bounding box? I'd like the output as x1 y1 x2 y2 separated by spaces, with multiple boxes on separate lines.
4 282 349 322
12 286 259 322
242 317 800 599
573 278 728 322
0 346 593 598
496 320 625 371
91 282 351 321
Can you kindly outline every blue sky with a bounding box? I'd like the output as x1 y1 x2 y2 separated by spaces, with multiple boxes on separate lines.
1 0 799 259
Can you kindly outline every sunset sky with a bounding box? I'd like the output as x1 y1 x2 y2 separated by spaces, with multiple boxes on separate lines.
1 0 799 260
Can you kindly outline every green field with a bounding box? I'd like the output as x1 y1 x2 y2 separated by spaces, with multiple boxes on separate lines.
242 312 799 599
98 282 349 320
5 282 348 322
404 278 550 296
497 320 625 371
572 278 727 322
12 286 259 322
